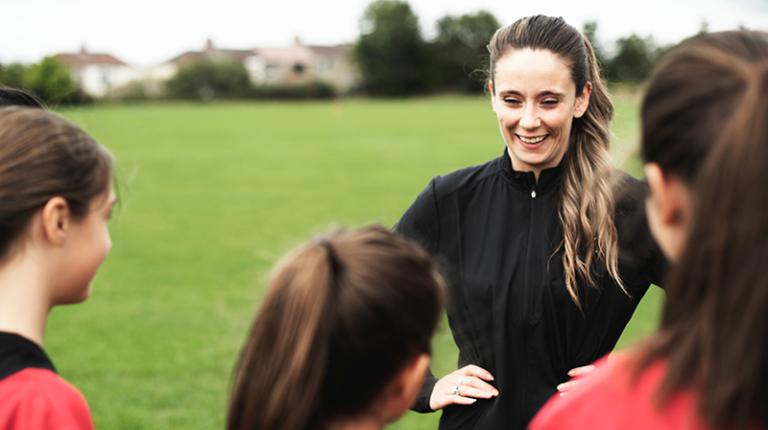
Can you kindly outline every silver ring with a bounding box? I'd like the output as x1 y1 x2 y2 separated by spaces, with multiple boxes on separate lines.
452 384 460 395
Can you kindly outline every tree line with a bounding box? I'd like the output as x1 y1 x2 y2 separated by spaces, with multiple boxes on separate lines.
1 0 700 103
354 0 690 96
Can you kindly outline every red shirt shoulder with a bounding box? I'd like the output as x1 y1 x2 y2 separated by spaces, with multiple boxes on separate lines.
0 368 95 430
530 353 706 430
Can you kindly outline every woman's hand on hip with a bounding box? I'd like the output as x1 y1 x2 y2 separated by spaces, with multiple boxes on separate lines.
556 364 596 395
429 365 499 411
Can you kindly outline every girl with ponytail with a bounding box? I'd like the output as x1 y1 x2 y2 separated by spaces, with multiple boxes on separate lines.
532 30 768 430
397 15 665 429
227 225 444 430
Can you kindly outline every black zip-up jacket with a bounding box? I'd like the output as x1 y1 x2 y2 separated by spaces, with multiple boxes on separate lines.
396 149 665 429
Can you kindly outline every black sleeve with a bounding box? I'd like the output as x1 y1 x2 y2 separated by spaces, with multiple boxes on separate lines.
615 174 668 290
395 178 440 254
395 178 440 413
645 230 668 288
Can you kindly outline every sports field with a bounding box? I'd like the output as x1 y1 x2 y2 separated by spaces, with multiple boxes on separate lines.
51 92 662 429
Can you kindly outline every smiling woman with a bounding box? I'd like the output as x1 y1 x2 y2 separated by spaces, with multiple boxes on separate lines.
396 15 666 430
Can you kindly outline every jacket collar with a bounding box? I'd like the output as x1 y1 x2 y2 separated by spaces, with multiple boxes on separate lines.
497 147 564 196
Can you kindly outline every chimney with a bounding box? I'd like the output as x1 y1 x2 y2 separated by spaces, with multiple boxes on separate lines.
205 38 215 52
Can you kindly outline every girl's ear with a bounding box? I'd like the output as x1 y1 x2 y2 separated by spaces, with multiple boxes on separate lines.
377 354 430 424
644 163 693 261
41 197 71 246
574 81 593 118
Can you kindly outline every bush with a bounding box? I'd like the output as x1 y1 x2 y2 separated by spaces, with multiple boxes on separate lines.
22 57 82 105
0 63 29 88
251 81 336 100
166 60 251 101
106 80 155 103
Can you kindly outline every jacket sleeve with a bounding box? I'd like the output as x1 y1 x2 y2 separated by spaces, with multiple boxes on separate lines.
412 369 438 413
614 174 669 290
395 178 440 413
395 177 439 254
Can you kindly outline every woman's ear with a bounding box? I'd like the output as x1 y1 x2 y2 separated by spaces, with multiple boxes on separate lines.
574 82 593 118
40 197 71 246
488 81 499 114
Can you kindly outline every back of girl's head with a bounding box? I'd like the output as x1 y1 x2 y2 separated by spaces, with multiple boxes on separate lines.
640 31 768 429
228 225 444 430
0 107 113 260
0 87 46 109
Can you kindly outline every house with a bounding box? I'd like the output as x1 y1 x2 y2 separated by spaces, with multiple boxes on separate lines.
54 47 136 97
155 38 360 93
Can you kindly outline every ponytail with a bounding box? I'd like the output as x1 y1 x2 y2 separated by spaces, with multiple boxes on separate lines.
228 226 444 430
559 35 624 308
228 243 338 430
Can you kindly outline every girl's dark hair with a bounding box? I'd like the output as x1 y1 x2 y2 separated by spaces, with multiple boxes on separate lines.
227 225 444 430
0 87 46 109
0 107 113 260
487 15 622 308
639 30 768 429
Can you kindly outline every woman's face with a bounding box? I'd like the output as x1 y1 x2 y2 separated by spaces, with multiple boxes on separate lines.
490 48 591 175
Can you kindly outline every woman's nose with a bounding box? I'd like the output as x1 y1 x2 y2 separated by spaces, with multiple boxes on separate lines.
519 106 541 129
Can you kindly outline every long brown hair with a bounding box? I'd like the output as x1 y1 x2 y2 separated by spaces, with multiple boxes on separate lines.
487 15 622 308
639 30 768 429
0 107 113 260
227 225 444 430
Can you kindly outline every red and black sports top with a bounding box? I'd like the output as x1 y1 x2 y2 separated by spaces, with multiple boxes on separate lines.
0 331 94 429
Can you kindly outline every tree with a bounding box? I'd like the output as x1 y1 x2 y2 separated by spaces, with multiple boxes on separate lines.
607 34 656 83
0 63 29 88
354 0 428 96
582 21 609 75
430 10 500 93
22 57 77 103
165 60 251 100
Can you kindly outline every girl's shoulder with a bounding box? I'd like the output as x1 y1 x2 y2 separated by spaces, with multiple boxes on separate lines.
0 368 94 429
531 353 702 430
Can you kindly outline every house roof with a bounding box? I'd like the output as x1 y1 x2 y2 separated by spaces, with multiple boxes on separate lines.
253 46 313 65
167 49 254 67
54 52 127 67
307 44 352 57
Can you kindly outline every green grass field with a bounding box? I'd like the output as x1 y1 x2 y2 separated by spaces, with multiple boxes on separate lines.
48 93 662 429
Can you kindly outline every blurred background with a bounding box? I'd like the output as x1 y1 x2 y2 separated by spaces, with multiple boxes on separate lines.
2 0 766 428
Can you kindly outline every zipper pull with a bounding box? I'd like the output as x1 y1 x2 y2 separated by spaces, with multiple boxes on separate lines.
531 188 537 199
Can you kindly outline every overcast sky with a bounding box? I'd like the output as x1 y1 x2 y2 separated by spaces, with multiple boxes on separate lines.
1 0 766 66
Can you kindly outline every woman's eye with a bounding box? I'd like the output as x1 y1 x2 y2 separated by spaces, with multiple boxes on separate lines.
503 98 521 105
542 99 559 106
